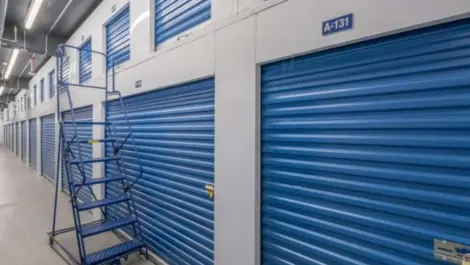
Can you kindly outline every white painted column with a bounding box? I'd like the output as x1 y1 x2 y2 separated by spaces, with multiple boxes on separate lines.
214 16 259 265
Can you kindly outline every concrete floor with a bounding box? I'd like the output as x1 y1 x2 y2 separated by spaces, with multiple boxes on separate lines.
0 147 153 265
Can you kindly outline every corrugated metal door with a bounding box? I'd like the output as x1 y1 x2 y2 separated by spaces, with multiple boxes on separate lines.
62 106 93 202
15 122 19 156
61 57 70 87
154 0 211 46
21 121 26 161
106 4 130 69
106 78 215 265
49 69 55 98
41 114 56 181
261 18 470 265
40 79 45 103
79 39 92 84
29 119 37 169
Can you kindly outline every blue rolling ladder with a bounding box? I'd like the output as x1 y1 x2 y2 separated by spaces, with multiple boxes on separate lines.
48 44 148 265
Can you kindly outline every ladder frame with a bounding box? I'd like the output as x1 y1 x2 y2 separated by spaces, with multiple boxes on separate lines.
47 44 147 265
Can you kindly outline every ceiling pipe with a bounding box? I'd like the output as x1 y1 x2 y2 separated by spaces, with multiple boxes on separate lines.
0 0 8 42
16 53 36 93
42 0 73 56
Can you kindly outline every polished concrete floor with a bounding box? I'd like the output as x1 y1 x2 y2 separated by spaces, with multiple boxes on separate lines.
0 146 152 265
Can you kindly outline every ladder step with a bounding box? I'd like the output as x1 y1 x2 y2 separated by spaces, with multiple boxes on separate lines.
85 239 144 265
62 121 112 125
67 138 117 144
81 217 137 238
72 176 125 187
77 196 130 211
69 157 120 164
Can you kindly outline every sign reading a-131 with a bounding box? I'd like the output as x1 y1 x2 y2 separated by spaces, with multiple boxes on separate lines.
322 13 354 36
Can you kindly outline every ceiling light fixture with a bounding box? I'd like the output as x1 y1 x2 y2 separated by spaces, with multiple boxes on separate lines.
25 0 44 30
0 86 4 95
4 49 20 80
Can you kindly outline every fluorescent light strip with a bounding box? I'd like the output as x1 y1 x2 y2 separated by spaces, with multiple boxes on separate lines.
0 86 4 95
25 0 44 30
4 49 19 80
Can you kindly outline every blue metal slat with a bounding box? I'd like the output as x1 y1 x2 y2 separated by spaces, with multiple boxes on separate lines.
62 106 93 202
15 122 19 156
106 5 130 69
155 0 211 46
49 69 55 98
21 121 26 161
41 114 56 181
79 39 92 84
61 57 70 90
261 18 470 265
29 119 37 169
40 79 45 103
106 78 215 265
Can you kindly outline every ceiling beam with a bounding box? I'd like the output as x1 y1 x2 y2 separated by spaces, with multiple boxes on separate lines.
2 24 67 57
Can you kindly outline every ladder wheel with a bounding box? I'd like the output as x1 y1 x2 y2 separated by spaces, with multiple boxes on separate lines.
49 237 54 246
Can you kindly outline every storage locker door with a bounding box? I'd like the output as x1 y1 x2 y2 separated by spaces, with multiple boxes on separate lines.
40 79 45 103
21 121 26 161
106 5 130 69
154 0 211 46
61 57 70 89
15 122 19 156
79 39 92 84
62 106 93 202
29 119 37 169
106 78 215 265
41 114 56 181
49 70 55 98
261 18 470 265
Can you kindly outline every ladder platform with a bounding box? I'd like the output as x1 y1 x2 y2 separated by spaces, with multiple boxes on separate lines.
62 121 112 125
67 138 117 144
70 157 120 164
77 196 130 211
72 176 125 187
86 239 144 265
81 217 137 238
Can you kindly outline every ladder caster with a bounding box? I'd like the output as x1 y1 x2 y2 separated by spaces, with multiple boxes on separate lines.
49 237 54 246
111 259 121 265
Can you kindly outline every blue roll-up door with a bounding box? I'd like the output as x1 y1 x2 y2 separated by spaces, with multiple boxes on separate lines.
154 0 211 46
261 18 470 265
62 106 93 202
106 4 130 69
106 78 215 265
40 79 45 103
29 119 37 169
79 39 92 84
21 121 26 161
15 122 19 156
49 69 55 98
41 114 56 182
33 85 37 106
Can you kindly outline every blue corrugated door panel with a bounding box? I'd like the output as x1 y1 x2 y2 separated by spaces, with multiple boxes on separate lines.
61 57 70 89
21 121 26 161
41 114 56 181
79 39 92 84
40 79 45 103
16 122 19 156
106 5 130 69
261 18 470 265
29 119 37 169
62 106 93 202
49 69 55 98
155 0 211 46
106 78 215 265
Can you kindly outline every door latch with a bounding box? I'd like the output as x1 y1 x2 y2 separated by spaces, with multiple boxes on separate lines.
205 184 214 200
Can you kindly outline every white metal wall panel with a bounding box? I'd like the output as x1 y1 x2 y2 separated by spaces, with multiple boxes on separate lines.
41 114 56 181
62 106 93 202
29 119 37 169
261 18 470 265
106 78 215 265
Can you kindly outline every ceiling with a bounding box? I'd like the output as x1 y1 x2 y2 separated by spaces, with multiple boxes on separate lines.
0 0 103 109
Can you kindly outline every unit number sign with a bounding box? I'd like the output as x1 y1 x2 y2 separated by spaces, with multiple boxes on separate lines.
322 13 353 36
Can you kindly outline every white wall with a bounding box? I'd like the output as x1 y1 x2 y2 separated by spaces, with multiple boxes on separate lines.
5 0 470 265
